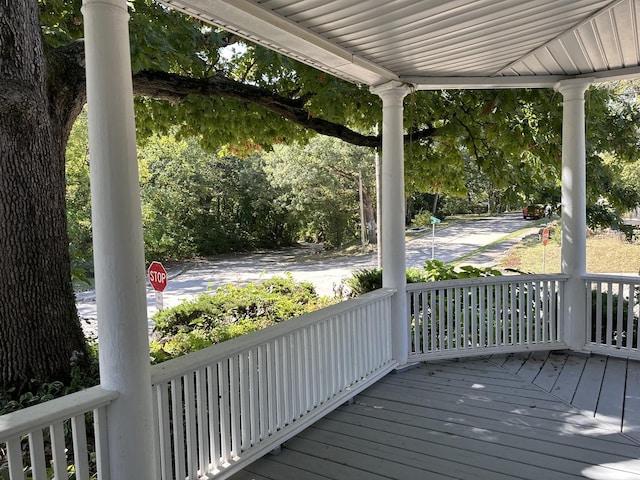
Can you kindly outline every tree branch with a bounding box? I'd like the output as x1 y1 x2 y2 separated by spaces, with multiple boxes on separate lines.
53 41 441 150
133 70 383 147
133 70 439 148
45 40 87 141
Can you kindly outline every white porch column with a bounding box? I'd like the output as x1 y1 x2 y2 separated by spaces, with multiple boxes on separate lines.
556 79 591 351
82 1 157 478
371 81 412 365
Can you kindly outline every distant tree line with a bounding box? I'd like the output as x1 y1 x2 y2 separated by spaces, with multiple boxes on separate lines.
66 115 376 270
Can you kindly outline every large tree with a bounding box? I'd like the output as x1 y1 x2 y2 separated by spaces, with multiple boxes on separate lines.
264 136 376 248
2 0 639 389
0 1 87 390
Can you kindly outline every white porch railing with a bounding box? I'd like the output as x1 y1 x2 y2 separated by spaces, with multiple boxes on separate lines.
407 275 569 361
149 288 395 480
0 386 118 479
11 273 639 479
584 274 640 359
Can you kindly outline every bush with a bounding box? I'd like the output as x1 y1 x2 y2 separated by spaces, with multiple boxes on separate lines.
423 260 501 281
620 224 640 244
440 196 473 216
0 342 100 415
344 261 501 297
590 289 638 348
410 210 433 228
150 274 333 362
153 274 321 336
587 203 620 231
150 320 265 362
344 268 382 296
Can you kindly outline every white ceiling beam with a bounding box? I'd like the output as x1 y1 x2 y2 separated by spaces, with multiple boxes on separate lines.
401 75 565 90
580 65 640 83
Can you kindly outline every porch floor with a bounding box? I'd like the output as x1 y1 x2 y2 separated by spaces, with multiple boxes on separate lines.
229 351 640 479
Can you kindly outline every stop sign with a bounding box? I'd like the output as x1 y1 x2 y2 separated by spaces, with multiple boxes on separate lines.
148 261 168 292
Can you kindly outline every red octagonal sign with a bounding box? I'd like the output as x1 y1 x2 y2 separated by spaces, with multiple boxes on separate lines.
148 261 168 292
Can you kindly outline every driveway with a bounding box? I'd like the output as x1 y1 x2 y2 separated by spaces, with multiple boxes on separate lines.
76 213 541 337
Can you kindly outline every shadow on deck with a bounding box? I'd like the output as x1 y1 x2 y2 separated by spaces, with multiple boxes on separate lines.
230 352 640 480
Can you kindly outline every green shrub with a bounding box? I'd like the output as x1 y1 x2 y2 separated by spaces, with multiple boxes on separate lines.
153 274 322 336
0 343 99 416
0 381 65 416
345 261 500 297
406 267 431 284
150 274 333 362
590 289 638 348
150 320 266 362
345 268 383 296
411 210 446 227
410 210 434 228
423 260 502 281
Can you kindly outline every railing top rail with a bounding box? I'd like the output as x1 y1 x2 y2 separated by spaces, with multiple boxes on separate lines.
0 386 118 442
583 273 640 283
406 274 570 291
151 288 396 385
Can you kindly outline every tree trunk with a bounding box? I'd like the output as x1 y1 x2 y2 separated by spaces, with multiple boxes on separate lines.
361 183 376 244
0 1 86 390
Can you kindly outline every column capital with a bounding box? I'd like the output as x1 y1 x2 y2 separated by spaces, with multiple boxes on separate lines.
370 81 413 104
82 0 127 6
554 78 593 99
81 0 129 17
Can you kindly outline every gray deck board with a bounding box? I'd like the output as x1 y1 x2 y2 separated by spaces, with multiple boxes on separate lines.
301 422 515 480
533 351 568 391
550 353 587 403
353 394 640 455
512 350 548 381
229 354 640 480
331 402 639 470
285 436 453 480
230 469 274 480
243 455 333 480
572 355 607 413
625 360 640 442
595 357 628 430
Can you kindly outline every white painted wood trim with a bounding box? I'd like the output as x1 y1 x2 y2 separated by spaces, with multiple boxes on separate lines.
151 288 396 384
150 289 395 479
0 387 118 441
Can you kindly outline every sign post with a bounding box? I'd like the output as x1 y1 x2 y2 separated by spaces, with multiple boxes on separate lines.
541 227 549 273
430 216 442 260
148 261 168 310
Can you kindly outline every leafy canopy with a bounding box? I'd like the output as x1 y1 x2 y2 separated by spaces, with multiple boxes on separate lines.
45 0 640 217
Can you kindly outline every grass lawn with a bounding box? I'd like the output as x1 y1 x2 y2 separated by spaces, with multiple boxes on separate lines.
500 223 640 274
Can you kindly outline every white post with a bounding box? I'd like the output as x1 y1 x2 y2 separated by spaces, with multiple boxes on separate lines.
82 1 157 478
371 81 412 365
556 79 591 351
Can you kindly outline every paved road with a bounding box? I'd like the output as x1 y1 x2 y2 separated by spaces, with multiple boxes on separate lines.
76 213 540 337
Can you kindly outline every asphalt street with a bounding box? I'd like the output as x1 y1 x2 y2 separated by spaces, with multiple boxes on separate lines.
76 213 541 337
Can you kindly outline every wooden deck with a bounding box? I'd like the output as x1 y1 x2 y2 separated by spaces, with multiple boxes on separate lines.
229 352 640 480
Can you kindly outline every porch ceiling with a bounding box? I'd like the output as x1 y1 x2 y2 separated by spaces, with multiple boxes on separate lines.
159 0 640 88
